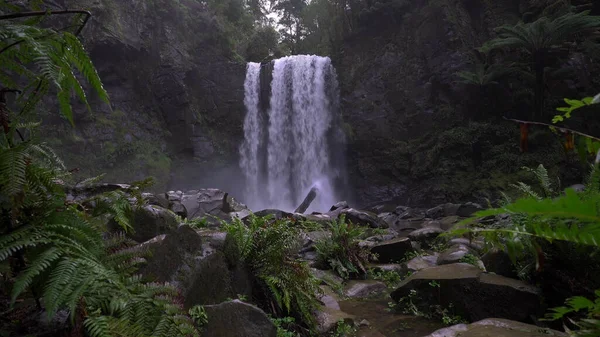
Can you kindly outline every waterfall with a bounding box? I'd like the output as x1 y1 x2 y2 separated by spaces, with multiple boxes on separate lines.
240 62 262 201
240 55 344 213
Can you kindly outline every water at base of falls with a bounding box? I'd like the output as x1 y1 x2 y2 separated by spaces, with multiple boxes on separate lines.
239 55 345 213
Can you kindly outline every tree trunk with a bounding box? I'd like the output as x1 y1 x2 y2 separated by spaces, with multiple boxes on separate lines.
533 51 546 120
294 187 318 214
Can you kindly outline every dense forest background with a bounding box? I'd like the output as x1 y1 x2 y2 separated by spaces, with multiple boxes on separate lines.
14 0 600 207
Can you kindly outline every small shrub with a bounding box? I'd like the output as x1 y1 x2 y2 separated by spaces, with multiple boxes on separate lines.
189 305 208 327
368 269 404 288
314 215 374 279
458 253 480 268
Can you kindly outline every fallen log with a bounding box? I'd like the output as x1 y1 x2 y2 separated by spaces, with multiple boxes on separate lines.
294 187 318 214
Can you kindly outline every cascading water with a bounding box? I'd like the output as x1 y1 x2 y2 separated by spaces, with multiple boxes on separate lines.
240 55 345 213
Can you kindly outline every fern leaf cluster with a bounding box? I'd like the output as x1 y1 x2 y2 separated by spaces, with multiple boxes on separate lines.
0 20 109 126
314 215 373 280
224 215 321 331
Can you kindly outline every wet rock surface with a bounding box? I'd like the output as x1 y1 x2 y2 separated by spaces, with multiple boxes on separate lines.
391 264 541 322
202 300 277 337
425 318 567 337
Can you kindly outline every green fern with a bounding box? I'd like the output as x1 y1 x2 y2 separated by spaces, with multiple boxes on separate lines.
314 215 374 280
510 164 558 200
0 21 109 127
223 216 321 332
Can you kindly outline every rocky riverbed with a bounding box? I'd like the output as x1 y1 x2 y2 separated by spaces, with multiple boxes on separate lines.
29 184 567 337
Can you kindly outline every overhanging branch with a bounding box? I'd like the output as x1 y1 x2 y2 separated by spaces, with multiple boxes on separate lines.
503 117 600 142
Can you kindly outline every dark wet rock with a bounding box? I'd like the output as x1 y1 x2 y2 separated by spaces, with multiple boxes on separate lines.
391 264 541 322
425 318 567 337
331 201 349 211
426 204 459 219
481 249 518 278
457 202 484 217
167 190 183 202
170 201 188 218
127 205 179 242
250 209 294 220
439 216 460 230
390 219 424 234
67 183 131 203
378 212 398 227
344 280 387 298
311 268 344 286
319 286 342 310
437 244 474 265
364 231 398 243
341 208 389 228
368 263 405 273
422 220 442 228
315 307 355 334
139 226 253 308
184 251 253 308
370 237 414 263
406 255 439 272
447 238 484 253
408 227 445 246
182 189 249 224
141 225 202 284
143 192 169 208
304 213 334 224
202 300 277 337
302 231 332 249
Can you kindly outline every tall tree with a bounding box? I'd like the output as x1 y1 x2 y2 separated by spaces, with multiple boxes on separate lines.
482 10 600 119
271 0 307 53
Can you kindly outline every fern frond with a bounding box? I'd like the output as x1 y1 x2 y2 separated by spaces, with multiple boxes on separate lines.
11 247 61 302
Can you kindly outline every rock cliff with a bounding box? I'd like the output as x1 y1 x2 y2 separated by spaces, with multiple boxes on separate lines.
41 0 246 191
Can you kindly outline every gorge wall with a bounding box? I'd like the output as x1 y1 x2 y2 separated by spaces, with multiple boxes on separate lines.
41 0 247 192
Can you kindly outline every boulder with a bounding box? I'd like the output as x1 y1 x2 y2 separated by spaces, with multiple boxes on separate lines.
181 189 249 224
143 192 170 208
408 227 445 246
344 280 387 298
202 300 277 337
318 285 343 310
368 263 405 273
140 226 253 308
129 205 179 242
446 238 484 252
310 268 344 287
249 209 293 221
437 244 473 265
439 216 460 230
426 203 458 219
425 318 567 337
340 208 389 228
390 264 541 322
370 237 414 263
67 183 131 203
456 202 484 217
303 231 332 249
330 201 349 211
141 225 202 284
406 255 438 272
315 307 355 334
170 201 188 218
481 249 517 278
